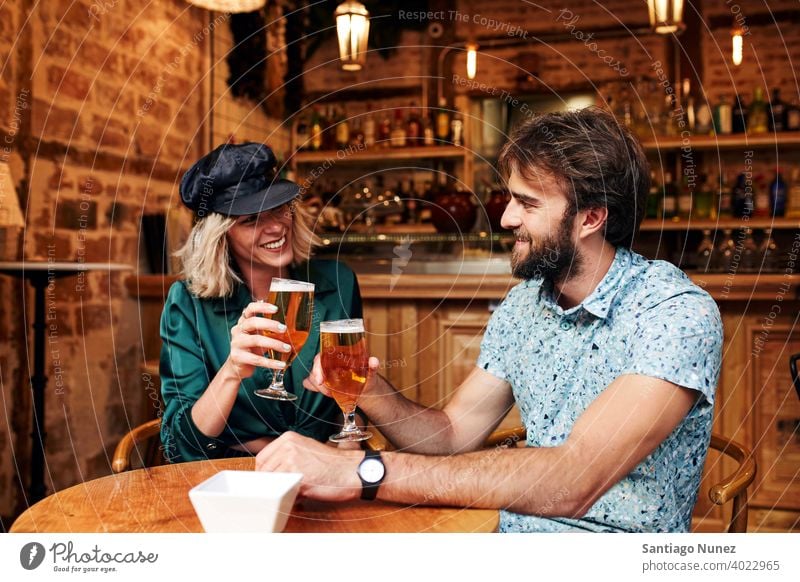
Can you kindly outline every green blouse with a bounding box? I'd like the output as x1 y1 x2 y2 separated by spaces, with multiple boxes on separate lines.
159 259 363 462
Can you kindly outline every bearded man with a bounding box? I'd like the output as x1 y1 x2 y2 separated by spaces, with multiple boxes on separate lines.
255 107 723 533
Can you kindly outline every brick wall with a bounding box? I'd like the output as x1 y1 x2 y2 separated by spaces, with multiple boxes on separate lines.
448 0 662 96
702 0 800 105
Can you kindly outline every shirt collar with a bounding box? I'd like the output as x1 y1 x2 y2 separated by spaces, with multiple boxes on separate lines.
579 247 630 319
534 246 630 320
210 261 335 314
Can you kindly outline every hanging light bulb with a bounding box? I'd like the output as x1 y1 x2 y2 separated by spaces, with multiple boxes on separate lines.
186 0 265 13
647 0 685 34
732 28 744 66
335 1 370 71
466 43 478 80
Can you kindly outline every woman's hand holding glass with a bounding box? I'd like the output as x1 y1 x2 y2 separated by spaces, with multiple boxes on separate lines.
225 301 292 379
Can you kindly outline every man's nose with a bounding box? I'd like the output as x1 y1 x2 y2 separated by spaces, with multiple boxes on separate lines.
500 199 520 230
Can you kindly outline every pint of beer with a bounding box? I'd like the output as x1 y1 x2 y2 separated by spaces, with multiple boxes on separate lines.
320 319 372 442
262 278 315 366
255 278 315 401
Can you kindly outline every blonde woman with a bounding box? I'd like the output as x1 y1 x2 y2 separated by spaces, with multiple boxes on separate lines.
160 143 362 462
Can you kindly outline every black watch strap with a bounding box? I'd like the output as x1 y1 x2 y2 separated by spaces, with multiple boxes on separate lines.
359 449 384 501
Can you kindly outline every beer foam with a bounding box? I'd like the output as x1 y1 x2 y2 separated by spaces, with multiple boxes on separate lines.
269 278 315 292
320 319 365 333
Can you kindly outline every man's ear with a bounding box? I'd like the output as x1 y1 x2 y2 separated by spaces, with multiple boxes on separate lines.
577 206 608 240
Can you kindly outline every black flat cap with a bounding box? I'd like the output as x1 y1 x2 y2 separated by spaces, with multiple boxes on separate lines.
179 142 300 217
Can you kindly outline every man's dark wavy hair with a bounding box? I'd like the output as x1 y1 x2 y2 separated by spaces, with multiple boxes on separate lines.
497 106 650 248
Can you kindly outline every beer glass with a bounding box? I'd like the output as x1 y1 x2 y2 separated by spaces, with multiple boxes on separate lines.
255 278 315 401
320 319 372 443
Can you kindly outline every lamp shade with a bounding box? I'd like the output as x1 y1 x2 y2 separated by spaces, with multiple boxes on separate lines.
647 0 685 34
186 0 265 13
335 1 370 71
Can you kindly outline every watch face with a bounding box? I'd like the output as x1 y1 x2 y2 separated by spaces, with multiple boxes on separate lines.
359 457 385 484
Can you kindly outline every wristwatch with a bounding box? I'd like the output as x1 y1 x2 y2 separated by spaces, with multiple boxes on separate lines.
357 450 385 501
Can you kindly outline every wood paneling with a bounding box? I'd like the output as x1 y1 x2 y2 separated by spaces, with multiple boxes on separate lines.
748 324 800 511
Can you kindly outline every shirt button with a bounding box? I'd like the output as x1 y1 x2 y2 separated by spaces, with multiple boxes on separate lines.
560 321 572 331
206 443 218 451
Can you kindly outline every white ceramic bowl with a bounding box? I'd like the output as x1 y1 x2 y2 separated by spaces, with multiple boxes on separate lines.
189 470 303 533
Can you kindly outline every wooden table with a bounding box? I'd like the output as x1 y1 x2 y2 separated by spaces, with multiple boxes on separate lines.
10 458 499 533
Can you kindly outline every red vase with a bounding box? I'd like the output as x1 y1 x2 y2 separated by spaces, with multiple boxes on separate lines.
431 188 478 234
485 188 511 232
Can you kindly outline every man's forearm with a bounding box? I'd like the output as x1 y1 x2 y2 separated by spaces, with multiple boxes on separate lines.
378 444 589 518
359 375 456 454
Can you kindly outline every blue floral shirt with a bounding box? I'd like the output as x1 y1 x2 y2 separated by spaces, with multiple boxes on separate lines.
477 247 723 532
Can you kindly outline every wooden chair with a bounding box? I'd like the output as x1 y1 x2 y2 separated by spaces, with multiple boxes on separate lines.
112 418 164 473
370 425 757 533
706 433 757 533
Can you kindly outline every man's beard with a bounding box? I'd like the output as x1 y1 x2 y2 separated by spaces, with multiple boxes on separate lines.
510 212 582 282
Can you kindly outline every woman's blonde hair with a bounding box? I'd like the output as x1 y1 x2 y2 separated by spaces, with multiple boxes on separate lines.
177 200 320 298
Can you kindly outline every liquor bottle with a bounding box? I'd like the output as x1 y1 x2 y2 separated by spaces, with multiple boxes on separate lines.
662 172 678 220
748 87 768 134
662 94 677 136
718 173 733 218
646 170 660 219
786 100 800 131
678 175 693 220
713 95 733 135
349 115 364 147
335 107 349 149
296 111 310 151
753 174 770 217
786 167 800 218
406 102 422 146
693 173 713 219
323 105 337 150
769 169 787 217
435 98 451 144
695 229 715 272
378 110 392 148
309 106 324 151
686 95 696 131
422 112 435 146
732 94 748 134
760 228 779 271
450 108 464 147
419 180 434 222
769 88 786 132
390 109 407 147
400 180 418 223
363 103 376 148
695 99 713 135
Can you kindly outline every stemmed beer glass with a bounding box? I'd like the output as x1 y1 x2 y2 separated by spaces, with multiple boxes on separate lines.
255 278 315 401
320 319 372 442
